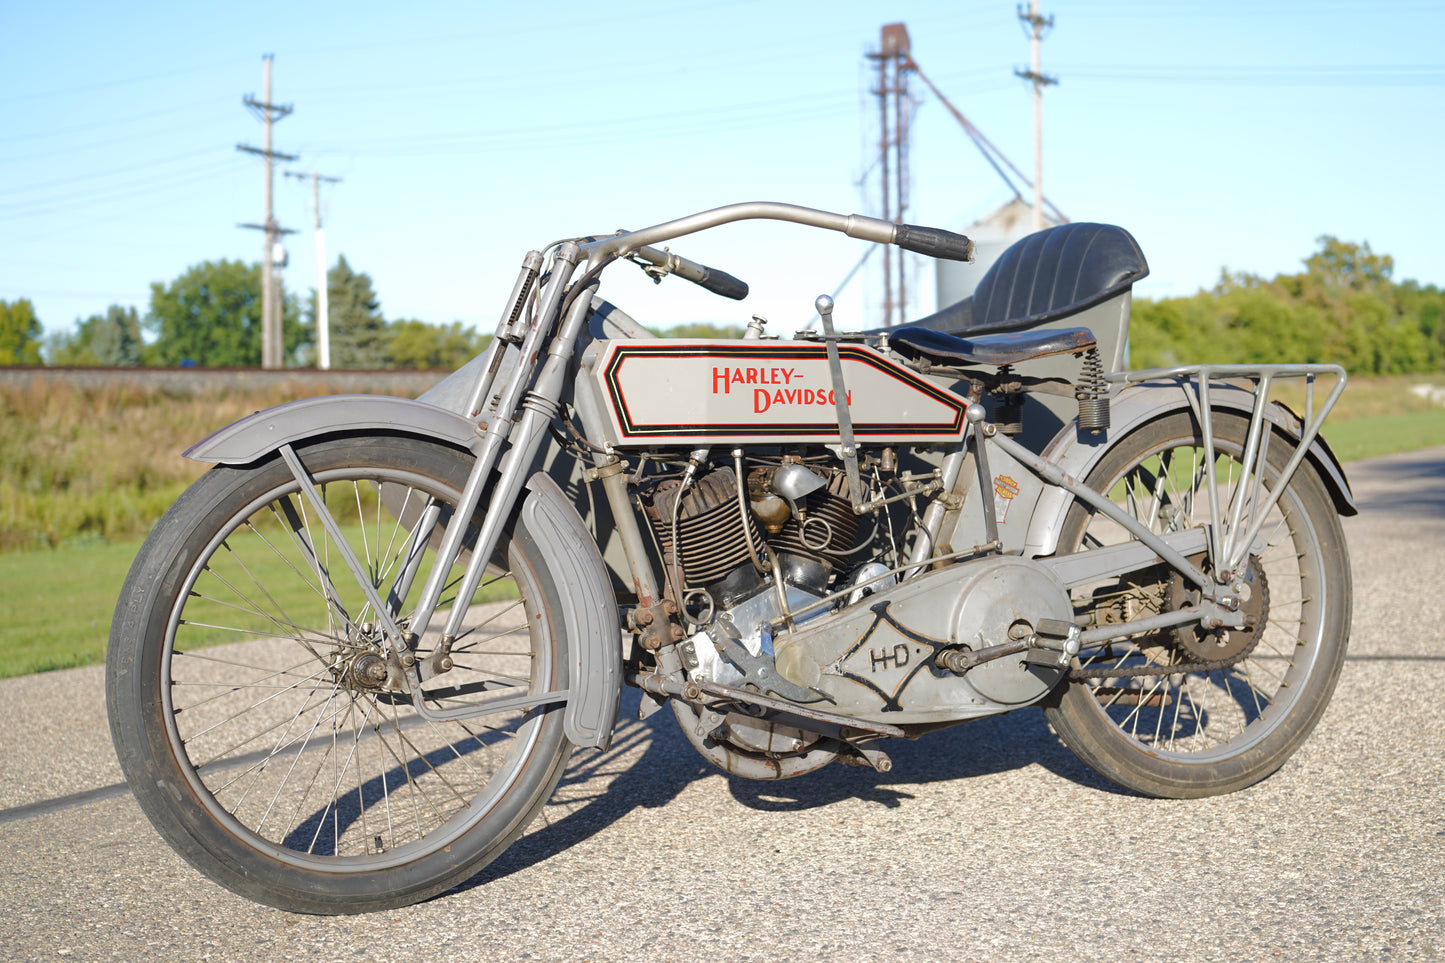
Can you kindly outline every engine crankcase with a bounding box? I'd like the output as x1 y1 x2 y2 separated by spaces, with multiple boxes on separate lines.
773 556 1074 724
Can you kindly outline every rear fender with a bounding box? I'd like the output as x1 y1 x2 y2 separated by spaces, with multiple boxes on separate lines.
1022 381 1357 558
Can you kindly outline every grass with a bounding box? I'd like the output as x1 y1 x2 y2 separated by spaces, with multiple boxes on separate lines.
1244 372 1445 462
4 371 1445 678
1313 409 1445 463
0 519 518 680
0 378 326 552
0 537 141 675
1272 373 1445 422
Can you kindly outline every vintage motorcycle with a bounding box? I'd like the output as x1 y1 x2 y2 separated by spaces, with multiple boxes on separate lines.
106 202 1355 914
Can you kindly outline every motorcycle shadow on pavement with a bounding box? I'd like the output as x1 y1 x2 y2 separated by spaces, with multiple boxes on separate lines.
457 692 1122 895
722 704 1121 813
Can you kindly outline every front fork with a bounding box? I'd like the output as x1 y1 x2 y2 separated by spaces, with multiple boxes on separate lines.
277 243 600 721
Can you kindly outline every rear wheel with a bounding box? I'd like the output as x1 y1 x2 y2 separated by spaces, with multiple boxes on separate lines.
1043 412 1352 798
107 436 573 913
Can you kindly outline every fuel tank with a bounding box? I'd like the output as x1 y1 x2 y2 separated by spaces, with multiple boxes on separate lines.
582 338 967 447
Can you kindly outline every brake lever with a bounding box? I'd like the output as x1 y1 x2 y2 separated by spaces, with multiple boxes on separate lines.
624 242 749 300
627 248 675 285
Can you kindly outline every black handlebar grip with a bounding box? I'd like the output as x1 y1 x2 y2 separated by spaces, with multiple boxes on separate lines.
893 224 975 262
697 266 749 301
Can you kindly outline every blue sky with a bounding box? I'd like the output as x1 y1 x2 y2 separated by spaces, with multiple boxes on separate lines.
4 0 1442 341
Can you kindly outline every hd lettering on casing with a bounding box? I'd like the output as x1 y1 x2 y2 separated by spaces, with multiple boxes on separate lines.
869 643 910 672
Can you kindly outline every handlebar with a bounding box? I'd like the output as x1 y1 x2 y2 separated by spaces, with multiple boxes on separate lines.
893 224 975 261
691 264 749 301
579 202 973 302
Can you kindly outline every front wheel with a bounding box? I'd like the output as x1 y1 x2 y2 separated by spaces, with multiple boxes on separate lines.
1043 412 1352 798
106 436 574 914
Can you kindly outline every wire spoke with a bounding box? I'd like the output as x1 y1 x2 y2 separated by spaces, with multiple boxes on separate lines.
1066 417 1331 763
181 661 337 749
141 448 569 875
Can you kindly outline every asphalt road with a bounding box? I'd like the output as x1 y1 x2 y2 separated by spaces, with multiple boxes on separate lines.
2 448 1442 962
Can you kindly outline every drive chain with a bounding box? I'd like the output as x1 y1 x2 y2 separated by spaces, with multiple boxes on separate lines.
1069 574 1268 681
1069 611 1264 679
1069 649 1247 680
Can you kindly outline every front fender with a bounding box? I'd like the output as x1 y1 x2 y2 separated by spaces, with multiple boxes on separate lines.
190 400 622 749
184 394 481 464
518 473 622 750
1023 381 1357 558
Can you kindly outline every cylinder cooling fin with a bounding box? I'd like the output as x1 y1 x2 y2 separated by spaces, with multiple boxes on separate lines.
645 462 862 599
648 468 761 586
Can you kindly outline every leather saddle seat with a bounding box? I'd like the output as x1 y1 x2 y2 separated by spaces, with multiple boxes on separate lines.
886 221 1149 369
888 325 1096 367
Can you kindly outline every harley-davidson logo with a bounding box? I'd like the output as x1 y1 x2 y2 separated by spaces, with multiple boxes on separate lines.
830 600 952 713
710 365 852 412
750 387 852 413
711 366 800 392
993 474 1020 522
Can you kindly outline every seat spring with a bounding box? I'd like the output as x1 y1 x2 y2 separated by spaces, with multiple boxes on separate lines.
1076 347 1110 433
994 364 1024 435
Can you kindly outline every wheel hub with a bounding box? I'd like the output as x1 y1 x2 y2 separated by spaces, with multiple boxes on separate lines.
328 622 396 691
347 652 390 689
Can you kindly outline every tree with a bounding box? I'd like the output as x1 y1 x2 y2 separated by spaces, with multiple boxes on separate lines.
147 260 304 367
651 322 748 339
1289 237 1435 374
0 298 43 366
324 256 389 368
1300 236 1394 295
1131 237 1444 375
48 305 143 366
387 319 488 370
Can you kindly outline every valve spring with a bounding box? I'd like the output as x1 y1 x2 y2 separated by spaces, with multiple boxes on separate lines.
1075 347 1110 433
768 470 860 570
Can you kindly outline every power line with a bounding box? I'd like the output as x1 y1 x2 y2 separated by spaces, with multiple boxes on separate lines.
0 159 243 219
1059 64 1445 86
286 170 342 369
237 54 297 370
1015 1 1058 234
316 89 860 156
0 60 248 107
4 99 227 149
0 147 223 199
906 56 1067 224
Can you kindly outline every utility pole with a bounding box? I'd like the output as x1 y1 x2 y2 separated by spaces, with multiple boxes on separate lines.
238 54 297 369
287 171 342 369
868 22 912 327
1015 3 1057 234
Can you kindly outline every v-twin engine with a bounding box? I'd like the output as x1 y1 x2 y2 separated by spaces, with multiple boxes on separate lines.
647 463 859 605
645 462 1075 726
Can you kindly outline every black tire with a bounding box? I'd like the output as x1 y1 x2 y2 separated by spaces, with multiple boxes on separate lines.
1043 411 1352 798
106 436 574 914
